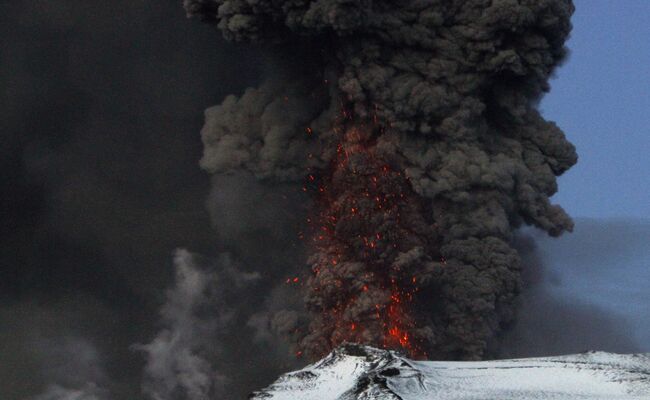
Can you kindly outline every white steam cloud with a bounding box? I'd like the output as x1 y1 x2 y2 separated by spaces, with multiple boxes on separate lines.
135 249 259 400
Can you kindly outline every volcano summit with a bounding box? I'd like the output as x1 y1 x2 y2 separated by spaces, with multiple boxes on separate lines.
251 344 650 400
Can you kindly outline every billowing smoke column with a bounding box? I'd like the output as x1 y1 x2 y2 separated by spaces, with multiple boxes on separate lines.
186 0 577 360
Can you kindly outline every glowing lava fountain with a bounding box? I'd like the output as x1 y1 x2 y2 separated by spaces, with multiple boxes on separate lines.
300 119 435 358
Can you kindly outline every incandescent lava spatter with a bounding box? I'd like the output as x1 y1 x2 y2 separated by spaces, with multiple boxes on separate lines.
187 0 577 360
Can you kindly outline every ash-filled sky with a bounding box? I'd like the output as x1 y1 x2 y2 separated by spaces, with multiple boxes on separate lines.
0 1 648 400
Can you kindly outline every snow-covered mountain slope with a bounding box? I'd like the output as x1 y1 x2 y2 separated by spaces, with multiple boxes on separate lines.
250 344 650 399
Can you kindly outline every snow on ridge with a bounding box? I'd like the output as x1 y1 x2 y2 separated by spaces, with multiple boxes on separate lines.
250 344 650 400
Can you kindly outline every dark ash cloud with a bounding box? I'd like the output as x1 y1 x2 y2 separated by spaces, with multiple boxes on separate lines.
0 1 262 399
187 0 578 360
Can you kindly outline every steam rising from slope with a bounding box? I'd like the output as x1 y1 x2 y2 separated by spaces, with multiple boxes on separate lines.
187 0 577 359
135 249 259 400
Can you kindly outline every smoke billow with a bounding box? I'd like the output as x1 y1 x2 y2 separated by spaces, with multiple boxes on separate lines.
186 0 578 360
135 249 259 400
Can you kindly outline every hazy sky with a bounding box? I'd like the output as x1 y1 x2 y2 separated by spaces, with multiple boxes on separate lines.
543 0 650 219
535 0 650 356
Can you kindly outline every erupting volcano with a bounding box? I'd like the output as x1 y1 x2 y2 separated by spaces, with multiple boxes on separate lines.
188 0 578 360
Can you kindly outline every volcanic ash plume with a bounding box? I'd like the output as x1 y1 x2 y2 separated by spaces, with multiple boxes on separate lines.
187 0 578 360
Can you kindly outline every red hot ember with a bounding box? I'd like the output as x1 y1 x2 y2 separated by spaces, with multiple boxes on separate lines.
300 124 434 358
